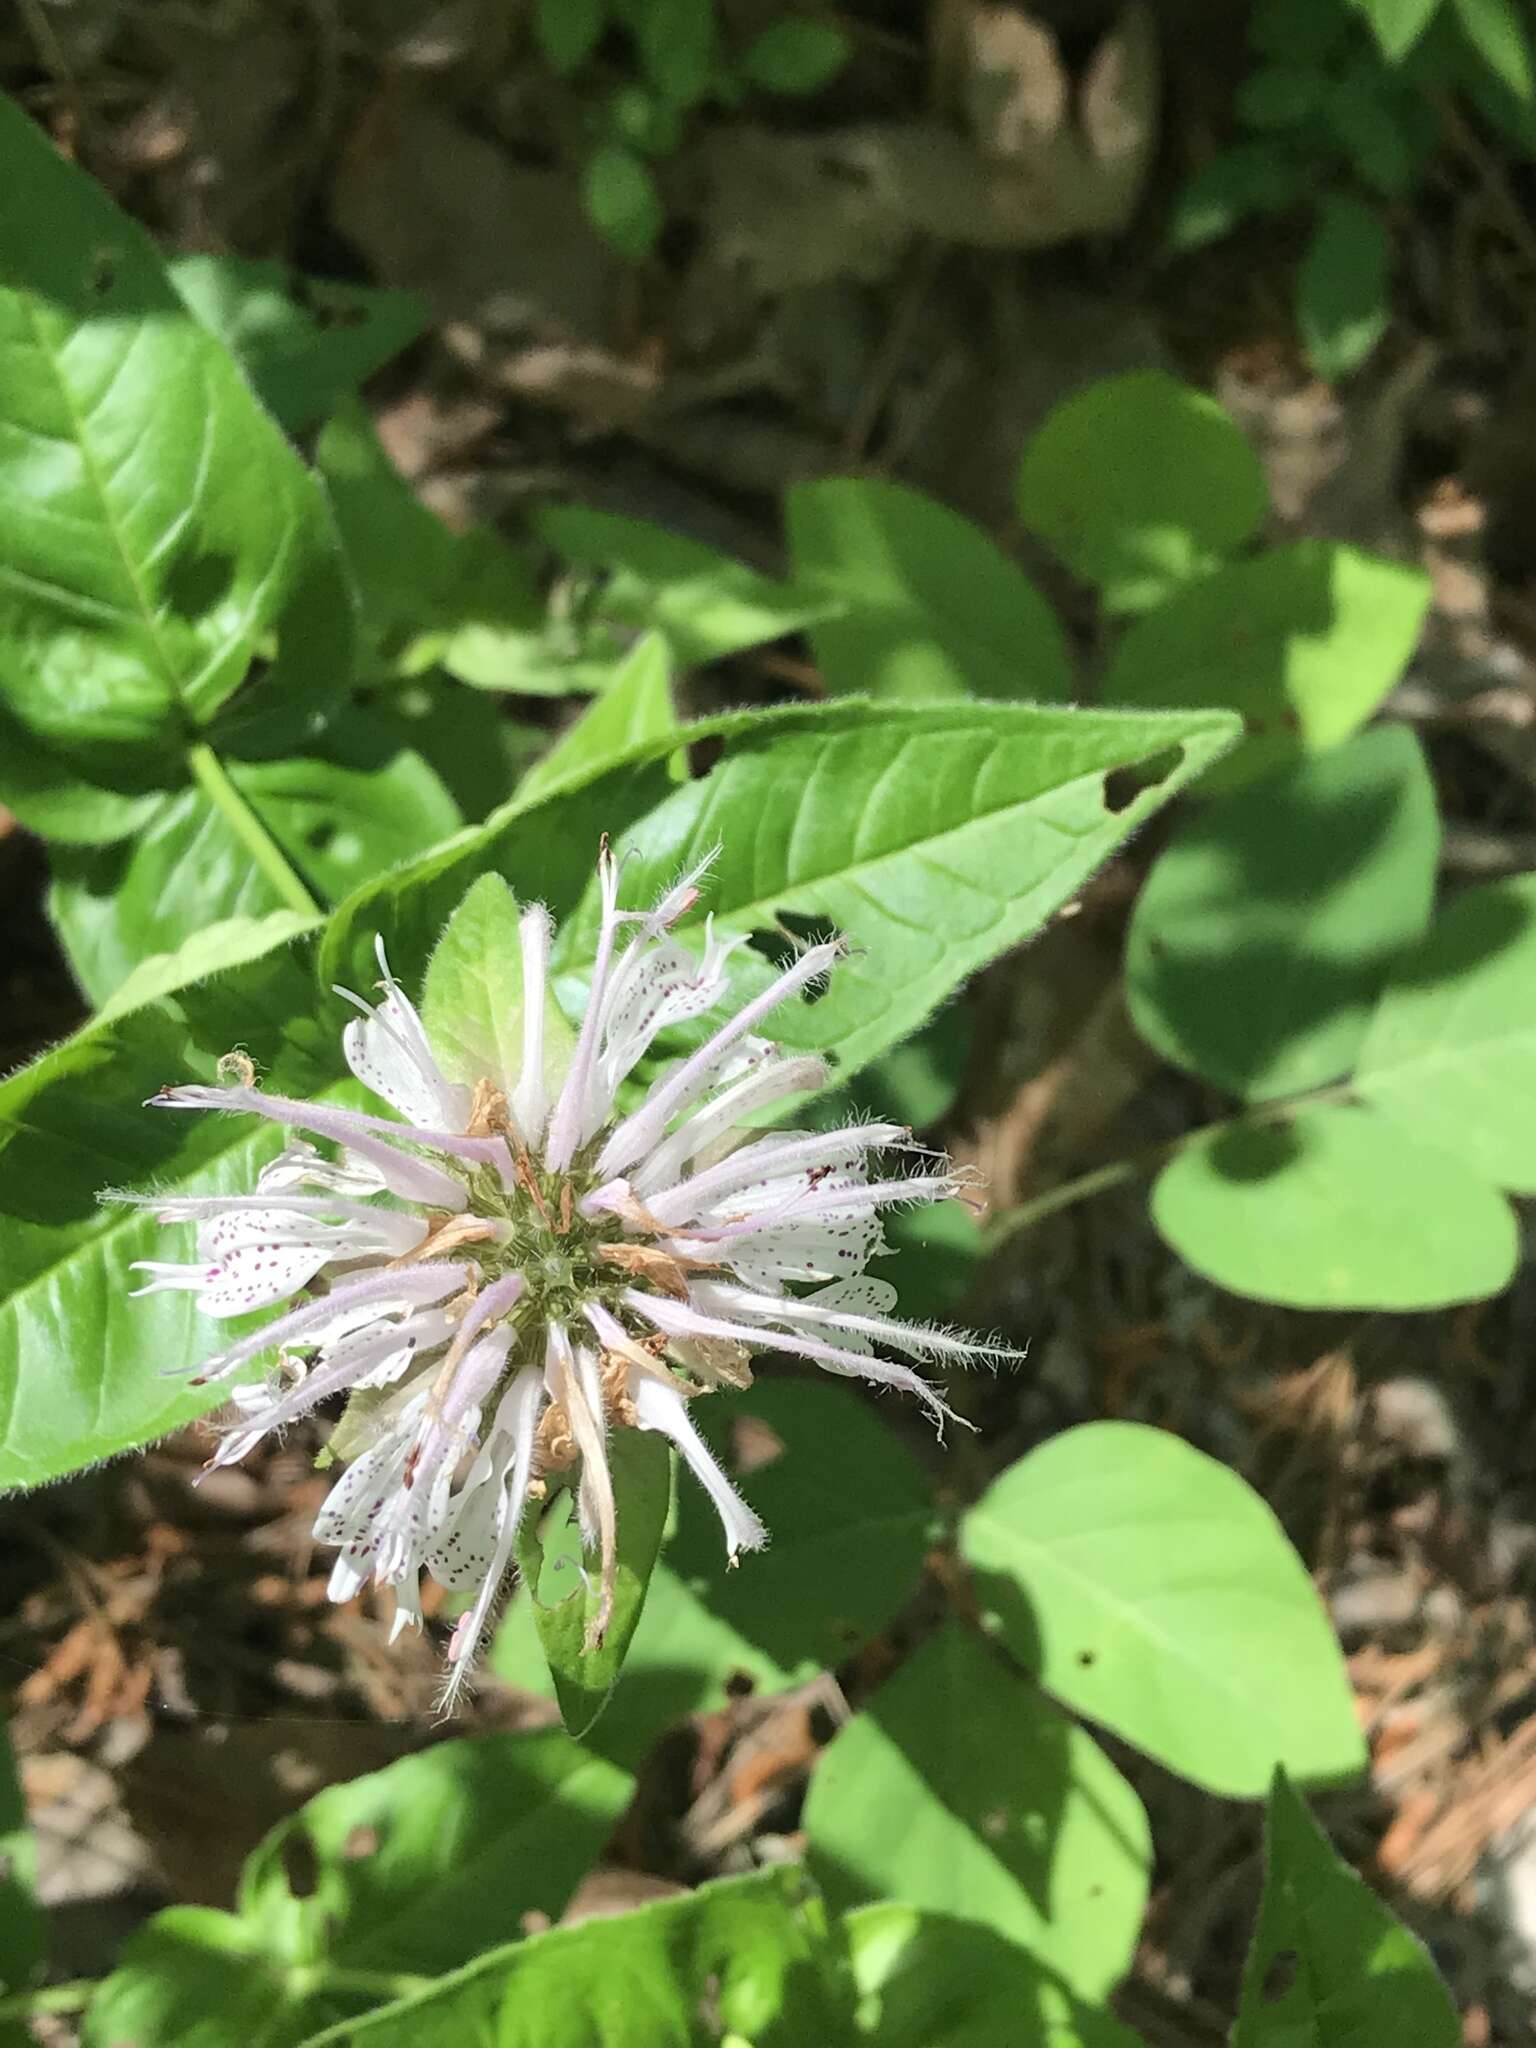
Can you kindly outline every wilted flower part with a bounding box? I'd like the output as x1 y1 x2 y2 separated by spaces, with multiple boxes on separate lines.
123 847 1004 1705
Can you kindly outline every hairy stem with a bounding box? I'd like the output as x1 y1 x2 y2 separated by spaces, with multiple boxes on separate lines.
186 741 320 918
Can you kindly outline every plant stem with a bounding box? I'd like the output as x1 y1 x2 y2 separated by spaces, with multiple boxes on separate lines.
186 741 320 918
0 1979 100 2021
981 1082 1355 1250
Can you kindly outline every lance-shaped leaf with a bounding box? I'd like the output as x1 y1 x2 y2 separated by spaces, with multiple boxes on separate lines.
0 95 352 750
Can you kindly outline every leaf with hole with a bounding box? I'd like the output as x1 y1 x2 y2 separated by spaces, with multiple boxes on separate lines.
787 478 1073 702
805 1624 1151 1997
0 95 352 750
961 1422 1364 1796
84 1731 634 2048
1016 371 1268 612
298 1866 856 2048
1126 725 1439 1101
1151 1104 1519 1310
169 254 427 433
1232 1770 1459 2046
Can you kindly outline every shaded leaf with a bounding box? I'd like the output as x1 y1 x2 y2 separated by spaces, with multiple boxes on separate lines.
0 1710 43 2028
170 255 427 433
787 477 1073 701
1016 371 1268 612
847 1906 1148 2048
804 1624 1151 1997
516 1430 673 1739
1151 1104 1518 1310
1232 1770 1459 2046
961 1422 1365 1796
1297 196 1392 382
1125 726 1439 1101
1103 541 1430 790
298 1866 856 2048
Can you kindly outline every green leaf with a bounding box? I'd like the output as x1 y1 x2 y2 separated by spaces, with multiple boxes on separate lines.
556 699 1240 1093
960 1422 1365 1797
237 1731 633 1978
847 1906 1149 2048
370 674 545 825
169 255 428 433
805 1625 1150 1996
1351 0 1443 61
1237 62 1329 127
1125 726 1439 1101
494 1379 934 1765
1166 145 1309 252
0 1710 43 2025
787 478 1073 701
1102 541 1430 790
537 502 836 668
1356 871 1536 1190
584 144 664 261
517 635 679 804
536 0 607 72
85 1732 634 2048
420 872 577 1097
635 0 717 106
1297 196 1393 382
0 95 352 749
1151 1103 1519 1310
297 1866 857 2048
1451 0 1534 96
0 703 169 845
1324 68 1417 198
49 715 461 1006
517 1429 672 1739
97 910 323 1022
1016 371 1268 612
0 937 350 1491
1232 1770 1459 2046
740 19 852 94
316 402 539 684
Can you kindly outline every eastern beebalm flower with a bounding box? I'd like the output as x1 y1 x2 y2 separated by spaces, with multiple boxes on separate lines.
123 847 999 1704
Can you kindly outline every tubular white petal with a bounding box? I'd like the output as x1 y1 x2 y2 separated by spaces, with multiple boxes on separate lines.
597 942 841 1179
627 1054 832 1197
630 1372 767 1559
184 1262 471 1384
624 1288 960 1429
544 849 625 1172
512 904 555 1144
647 1122 909 1226
438 1367 544 1709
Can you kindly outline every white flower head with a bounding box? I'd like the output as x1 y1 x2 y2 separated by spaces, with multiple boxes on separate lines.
125 845 1006 1706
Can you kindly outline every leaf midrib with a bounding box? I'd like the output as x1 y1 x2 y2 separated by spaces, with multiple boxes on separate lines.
17 297 186 705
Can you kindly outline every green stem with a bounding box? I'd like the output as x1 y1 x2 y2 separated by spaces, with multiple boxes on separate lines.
185 741 320 918
982 1082 1356 1250
0 1979 100 2021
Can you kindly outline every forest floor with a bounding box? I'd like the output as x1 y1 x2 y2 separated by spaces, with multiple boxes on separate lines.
7 4 1536 2042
